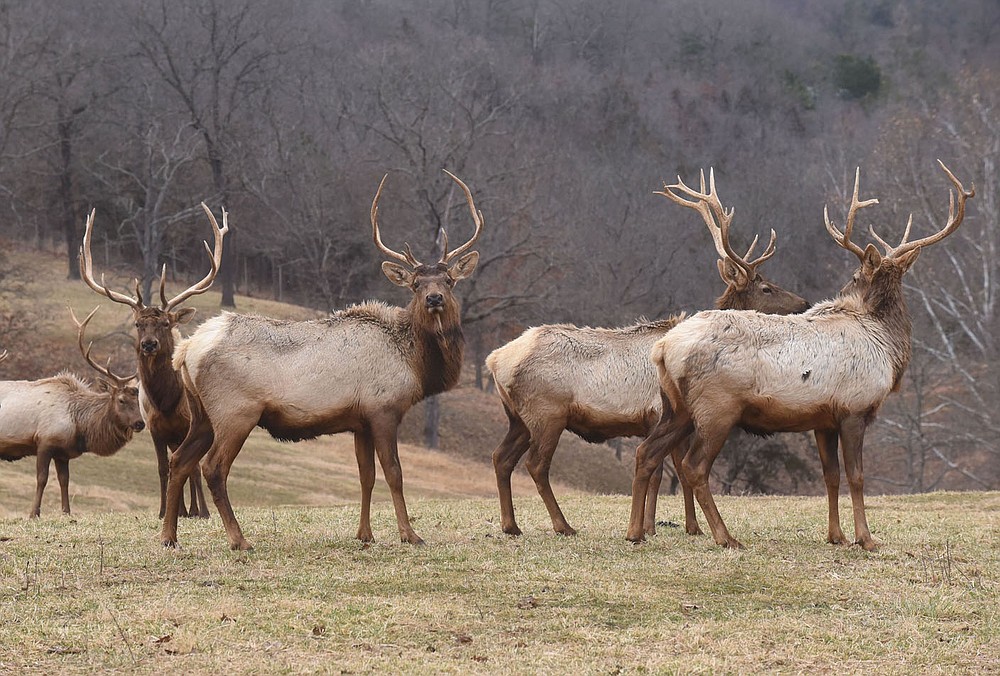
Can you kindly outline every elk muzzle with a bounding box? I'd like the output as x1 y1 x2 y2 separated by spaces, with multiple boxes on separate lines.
140 338 160 355
425 293 445 311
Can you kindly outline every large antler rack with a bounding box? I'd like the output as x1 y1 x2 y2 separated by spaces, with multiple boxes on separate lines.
68 306 136 387
656 168 776 281
79 203 229 312
823 167 879 261
370 170 484 268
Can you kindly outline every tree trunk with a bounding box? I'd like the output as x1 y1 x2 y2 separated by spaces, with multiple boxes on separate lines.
58 115 80 280
423 395 441 449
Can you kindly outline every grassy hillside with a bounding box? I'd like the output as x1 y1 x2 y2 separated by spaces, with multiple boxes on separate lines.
0 492 996 673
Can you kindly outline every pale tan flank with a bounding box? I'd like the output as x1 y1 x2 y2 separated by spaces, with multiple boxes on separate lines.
161 170 484 551
627 161 974 550
80 203 228 519
486 169 809 537
0 307 144 517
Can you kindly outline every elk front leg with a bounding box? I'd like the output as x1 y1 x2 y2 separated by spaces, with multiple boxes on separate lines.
371 416 423 545
670 437 702 536
642 458 664 536
30 448 54 518
188 463 211 518
815 428 847 545
839 416 877 551
154 437 170 519
491 413 531 536
54 457 71 515
353 427 376 543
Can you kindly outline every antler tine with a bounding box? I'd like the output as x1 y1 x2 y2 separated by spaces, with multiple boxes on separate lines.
0 349 8 363
163 203 230 311
824 167 878 261
157 264 168 309
68 306 135 387
885 160 975 258
371 173 421 267
79 209 142 310
655 171 728 260
440 169 484 264
746 229 777 270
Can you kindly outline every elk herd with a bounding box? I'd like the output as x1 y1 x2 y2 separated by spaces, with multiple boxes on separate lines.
0 162 976 556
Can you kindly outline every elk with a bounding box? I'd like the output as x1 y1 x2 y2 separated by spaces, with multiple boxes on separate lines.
80 203 228 519
0 307 144 517
159 170 483 551
626 161 973 550
487 169 809 537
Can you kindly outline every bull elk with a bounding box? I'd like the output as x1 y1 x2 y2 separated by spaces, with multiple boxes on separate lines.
160 170 483 551
80 204 229 519
0 308 144 517
486 170 809 537
626 161 973 550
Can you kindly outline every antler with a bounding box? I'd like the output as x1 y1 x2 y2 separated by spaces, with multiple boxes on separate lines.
371 174 422 267
440 170 484 264
872 160 975 259
824 167 879 261
656 168 774 280
80 210 143 310
80 204 229 312
162 202 229 311
69 306 136 387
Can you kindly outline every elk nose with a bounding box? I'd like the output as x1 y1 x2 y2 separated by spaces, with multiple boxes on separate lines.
426 293 444 308
140 339 159 353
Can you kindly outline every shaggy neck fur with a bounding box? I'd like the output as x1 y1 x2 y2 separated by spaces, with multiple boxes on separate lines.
863 266 913 389
70 389 134 457
137 349 184 414
405 297 465 399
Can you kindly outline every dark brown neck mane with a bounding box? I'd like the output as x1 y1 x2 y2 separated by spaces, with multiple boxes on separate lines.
406 300 465 399
137 351 185 414
71 390 134 457
864 266 913 390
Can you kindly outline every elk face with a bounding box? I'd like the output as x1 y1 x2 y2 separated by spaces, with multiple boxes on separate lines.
716 262 809 314
134 307 196 357
382 256 479 317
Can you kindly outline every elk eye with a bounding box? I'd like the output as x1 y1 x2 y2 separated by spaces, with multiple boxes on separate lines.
762 286 772 294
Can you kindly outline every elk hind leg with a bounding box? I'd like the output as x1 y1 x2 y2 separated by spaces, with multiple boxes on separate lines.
161 409 215 548
201 424 255 551
491 408 532 536
682 422 742 549
523 419 574 536
668 436 702 536
185 463 210 519
30 448 54 518
626 412 692 542
354 427 376 543
815 429 847 545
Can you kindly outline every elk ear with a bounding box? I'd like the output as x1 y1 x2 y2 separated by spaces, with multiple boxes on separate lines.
862 244 882 274
93 378 113 393
895 247 921 272
173 307 197 325
716 259 748 289
382 261 414 287
449 251 479 281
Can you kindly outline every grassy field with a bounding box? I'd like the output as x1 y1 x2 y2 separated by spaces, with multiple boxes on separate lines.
1 492 997 674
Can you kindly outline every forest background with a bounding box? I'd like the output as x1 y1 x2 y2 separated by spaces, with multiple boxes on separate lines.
0 0 997 496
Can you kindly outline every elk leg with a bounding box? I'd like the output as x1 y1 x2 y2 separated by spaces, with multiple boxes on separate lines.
643 459 664 536
189 463 210 518
54 457 71 515
491 410 532 536
523 419 573 536
354 427 376 543
626 413 692 542
371 417 423 545
682 424 742 549
839 416 877 551
161 404 216 548
201 426 255 551
815 429 847 545
31 448 53 518
670 436 702 536
154 437 170 519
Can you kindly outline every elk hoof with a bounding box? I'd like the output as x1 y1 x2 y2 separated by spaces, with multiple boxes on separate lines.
722 538 745 550
502 525 523 537
686 525 704 536
161 539 179 549
402 535 426 546
230 540 254 552
625 532 646 544
555 525 578 537
856 537 879 552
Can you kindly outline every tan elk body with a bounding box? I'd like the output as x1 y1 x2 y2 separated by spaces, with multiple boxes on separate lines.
626 161 973 550
487 170 809 537
0 309 143 517
160 170 483 551
80 203 229 519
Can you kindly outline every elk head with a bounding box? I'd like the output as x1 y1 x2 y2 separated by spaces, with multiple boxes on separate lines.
69 306 145 440
825 161 974 302
371 170 482 327
656 168 809 314
79 204 229 361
